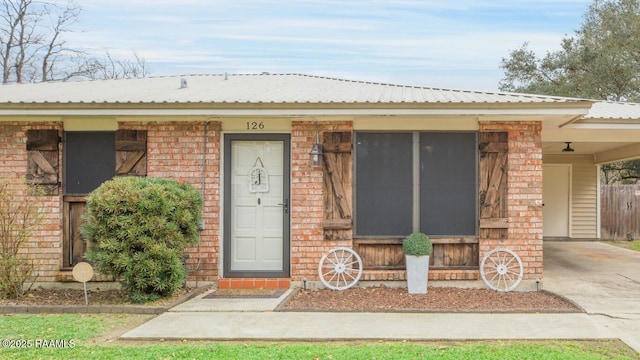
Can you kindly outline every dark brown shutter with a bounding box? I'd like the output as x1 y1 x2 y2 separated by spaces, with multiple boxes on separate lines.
479 132 508 239
115 130 147 176
26 129 60 194
322 131 352 240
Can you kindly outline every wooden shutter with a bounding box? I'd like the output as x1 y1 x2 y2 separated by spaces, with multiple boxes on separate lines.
323 131 352 240
115 130 147 176
479 132 508 239
26 129 60 194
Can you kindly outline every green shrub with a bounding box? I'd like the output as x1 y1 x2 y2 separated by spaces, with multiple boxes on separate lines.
82 177 202 303
402 232 433 257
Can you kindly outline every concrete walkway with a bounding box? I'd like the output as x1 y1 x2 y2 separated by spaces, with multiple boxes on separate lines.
122 242 640 354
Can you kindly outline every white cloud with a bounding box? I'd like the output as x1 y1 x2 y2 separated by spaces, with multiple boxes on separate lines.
65 0 591 90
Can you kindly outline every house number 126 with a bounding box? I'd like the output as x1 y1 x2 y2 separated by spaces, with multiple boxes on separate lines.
246 121 265 130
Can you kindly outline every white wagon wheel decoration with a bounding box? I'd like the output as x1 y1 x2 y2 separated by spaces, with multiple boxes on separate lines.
318 247 363 290
480 248 524 292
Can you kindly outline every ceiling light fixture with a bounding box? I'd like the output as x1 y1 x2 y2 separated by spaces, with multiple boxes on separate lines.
562 142 575 152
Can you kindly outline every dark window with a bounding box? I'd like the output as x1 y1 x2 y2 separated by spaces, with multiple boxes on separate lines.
355 133 413 236
65 132 115 194
355 132 477 237
420 133 476 235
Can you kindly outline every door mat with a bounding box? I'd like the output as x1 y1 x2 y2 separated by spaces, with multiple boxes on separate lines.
203 288 286 299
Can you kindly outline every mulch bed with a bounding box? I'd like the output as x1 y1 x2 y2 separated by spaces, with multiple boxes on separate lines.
0 287 198 307
280 286 582 313
1 285 582 313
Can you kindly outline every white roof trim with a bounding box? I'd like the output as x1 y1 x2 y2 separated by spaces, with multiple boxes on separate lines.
0 108 592 117
565 123 640 130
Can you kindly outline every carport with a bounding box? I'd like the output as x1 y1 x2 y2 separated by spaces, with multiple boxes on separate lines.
542 101 640 240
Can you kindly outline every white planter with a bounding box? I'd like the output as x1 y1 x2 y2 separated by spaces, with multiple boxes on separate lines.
405 255 429 294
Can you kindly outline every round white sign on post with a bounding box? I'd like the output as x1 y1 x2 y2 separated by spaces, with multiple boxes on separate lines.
72 262 94 305
72 262 94 283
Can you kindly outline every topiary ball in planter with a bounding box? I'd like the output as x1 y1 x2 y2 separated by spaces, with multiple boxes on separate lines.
402 232 433 256
403 232 432 294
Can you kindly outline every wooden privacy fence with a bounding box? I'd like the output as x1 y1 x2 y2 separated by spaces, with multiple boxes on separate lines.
601 185 640 240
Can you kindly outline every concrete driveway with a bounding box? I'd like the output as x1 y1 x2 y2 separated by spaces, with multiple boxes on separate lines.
544 241 640 350
544 241 640 315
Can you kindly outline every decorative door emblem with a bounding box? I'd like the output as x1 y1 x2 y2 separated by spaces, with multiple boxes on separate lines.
249 157 269 193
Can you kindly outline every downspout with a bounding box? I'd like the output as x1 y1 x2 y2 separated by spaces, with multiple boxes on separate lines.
596 164 601 239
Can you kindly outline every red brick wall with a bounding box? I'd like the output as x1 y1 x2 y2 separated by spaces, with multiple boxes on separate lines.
4 119 543 286
141 121 221 282
0 122 63 282
290 121 353 281
0 120 221 284
479 121 543 281
291 121 543 283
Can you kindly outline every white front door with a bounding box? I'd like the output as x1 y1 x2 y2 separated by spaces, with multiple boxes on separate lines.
543 164 571 237
224 134 290 277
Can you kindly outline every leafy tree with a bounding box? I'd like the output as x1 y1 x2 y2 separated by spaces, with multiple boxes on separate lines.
0 0 148 84
601 160 640 184
500 0 640 183
500 0 640 102
82 177 202 303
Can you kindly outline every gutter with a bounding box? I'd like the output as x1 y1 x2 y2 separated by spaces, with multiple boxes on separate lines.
0 108 592 117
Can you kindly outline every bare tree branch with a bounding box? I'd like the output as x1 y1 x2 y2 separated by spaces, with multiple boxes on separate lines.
0 0 149 83
40 1 79 82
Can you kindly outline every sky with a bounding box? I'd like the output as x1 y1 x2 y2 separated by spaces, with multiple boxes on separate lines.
67 0 594 92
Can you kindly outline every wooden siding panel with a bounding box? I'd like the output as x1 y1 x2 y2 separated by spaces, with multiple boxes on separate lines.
572 163 597 238
354 238 479 270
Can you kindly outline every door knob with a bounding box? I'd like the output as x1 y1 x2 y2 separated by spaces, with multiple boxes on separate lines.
278 199 289 214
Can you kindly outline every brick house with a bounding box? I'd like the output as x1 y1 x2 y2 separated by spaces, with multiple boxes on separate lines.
1 74 638 291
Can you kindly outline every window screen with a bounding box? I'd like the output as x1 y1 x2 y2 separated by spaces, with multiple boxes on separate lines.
65 132 115 194
420 133 476 235
355 133 413 236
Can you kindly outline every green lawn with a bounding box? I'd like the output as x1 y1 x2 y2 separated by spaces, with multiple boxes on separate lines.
0 314 637 360
603 240 640 252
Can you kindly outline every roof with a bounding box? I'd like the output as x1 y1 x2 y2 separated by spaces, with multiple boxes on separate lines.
583 101 640 120
0 73 591 106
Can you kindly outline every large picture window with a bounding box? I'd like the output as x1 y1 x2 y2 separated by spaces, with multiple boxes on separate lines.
355 132 477 237
419 132 477 235
355 133 413 236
